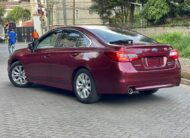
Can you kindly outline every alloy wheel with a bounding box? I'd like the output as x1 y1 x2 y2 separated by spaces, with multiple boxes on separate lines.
11 65 28 85
76 73 91 99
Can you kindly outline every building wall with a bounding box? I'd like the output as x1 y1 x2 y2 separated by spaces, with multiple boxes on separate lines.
5 0 31 16
30 0 38 16
0 25 4 36
49 0 102 26
29 0 102 32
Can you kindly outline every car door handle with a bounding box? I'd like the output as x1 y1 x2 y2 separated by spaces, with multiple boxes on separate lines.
71 53 79 57
43 55 50 59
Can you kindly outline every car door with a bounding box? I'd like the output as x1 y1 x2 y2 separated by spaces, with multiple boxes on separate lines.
24 30 60 84
48 29 91 90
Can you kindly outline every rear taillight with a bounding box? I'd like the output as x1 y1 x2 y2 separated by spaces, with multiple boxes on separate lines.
169 49 179 60
105 51 138 62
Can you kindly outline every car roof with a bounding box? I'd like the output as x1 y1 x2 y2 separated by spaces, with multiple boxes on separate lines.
51 25 109 31
77 25 108 30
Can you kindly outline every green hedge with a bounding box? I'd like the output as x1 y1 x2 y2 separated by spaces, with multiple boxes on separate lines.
153 32 190 58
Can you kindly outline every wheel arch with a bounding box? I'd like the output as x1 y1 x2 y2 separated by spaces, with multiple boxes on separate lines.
72 66 92 82
9 58 25 71
71 66 100 103
71 66 97 88
9 57 25 68
9 58 29 80
8 58 31 87
10 58 20 65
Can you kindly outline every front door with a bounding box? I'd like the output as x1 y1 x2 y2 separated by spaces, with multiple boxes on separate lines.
24 31 61 84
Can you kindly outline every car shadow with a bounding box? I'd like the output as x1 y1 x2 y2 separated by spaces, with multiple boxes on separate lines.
99 93 167 105
30 84 76 98
6 82 168 105
30 84 167 105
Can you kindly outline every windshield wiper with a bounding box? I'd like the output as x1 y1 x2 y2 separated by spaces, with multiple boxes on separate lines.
109 39 133 45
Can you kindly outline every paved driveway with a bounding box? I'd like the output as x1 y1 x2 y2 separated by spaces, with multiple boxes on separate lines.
0 43 190 138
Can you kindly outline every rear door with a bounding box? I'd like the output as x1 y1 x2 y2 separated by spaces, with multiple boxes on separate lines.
48 28 92 89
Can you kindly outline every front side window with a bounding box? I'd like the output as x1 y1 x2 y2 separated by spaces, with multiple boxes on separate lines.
38 32 61 49
56 29 90 48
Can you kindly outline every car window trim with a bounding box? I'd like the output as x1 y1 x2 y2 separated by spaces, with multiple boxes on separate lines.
55 28 92 49
35 28 92 50
36 29 63 49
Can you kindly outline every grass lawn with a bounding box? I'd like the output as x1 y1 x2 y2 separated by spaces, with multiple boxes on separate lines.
152 32 190 58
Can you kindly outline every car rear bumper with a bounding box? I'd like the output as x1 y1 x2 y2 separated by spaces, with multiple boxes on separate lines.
95 61 181 94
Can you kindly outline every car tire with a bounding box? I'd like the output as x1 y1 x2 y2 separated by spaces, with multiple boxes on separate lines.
73 69 101 103
139 89 158 95
9 61 31 87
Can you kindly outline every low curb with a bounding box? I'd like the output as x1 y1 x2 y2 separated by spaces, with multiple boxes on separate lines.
181 70 190 85
181 78 190 85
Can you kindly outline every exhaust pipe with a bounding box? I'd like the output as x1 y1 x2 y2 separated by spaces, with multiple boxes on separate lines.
128 87 134 95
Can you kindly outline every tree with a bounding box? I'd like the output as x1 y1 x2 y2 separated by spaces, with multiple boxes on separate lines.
91 0 130 25
0 0 7 25
167 0 190 17
91 0 149 27
139 0 148 4
5 7 31 23
141 0 170 24
21 9 31 21
0 5 5 25
141 0 190 25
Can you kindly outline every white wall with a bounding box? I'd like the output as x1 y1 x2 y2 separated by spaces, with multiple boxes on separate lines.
33 16 42 36
0 25 4 36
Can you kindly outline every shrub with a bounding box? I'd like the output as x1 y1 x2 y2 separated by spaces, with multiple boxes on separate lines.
153 33 190 58
141 0 170 24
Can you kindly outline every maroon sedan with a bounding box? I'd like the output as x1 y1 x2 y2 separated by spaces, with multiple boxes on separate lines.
8 26 181 103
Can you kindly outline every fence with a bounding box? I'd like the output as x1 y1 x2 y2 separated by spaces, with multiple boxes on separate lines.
16 27 34 42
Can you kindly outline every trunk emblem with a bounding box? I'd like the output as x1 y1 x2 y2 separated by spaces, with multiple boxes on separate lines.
152 48 158 52
164 47 168 51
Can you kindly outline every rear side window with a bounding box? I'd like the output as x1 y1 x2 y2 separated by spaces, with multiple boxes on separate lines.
56 29 91 48
89 27 156 45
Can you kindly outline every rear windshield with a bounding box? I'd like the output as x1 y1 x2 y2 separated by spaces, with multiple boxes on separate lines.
89 27 156 45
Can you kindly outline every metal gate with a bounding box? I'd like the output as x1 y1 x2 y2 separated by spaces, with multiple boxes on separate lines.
16 27 34 42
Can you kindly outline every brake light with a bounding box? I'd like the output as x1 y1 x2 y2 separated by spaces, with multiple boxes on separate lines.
169 49 179 60
105 51 138 62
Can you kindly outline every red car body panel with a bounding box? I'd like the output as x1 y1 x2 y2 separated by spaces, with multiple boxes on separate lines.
8 26 181 94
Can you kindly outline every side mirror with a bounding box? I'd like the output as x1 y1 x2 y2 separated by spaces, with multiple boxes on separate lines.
28 42 35 52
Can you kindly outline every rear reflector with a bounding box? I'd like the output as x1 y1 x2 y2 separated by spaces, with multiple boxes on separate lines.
169 49 179 60
105 51 138 62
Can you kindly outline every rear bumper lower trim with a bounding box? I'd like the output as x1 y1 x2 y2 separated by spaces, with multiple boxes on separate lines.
135 84 176 91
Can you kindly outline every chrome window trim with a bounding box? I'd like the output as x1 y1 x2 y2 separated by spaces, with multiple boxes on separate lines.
36 28 92 49
37 30 62 49
58 28 92 48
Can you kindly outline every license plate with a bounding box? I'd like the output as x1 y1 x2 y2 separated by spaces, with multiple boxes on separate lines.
146 57 163 67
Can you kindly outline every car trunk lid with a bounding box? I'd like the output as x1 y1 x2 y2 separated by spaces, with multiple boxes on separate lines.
113 44 177 71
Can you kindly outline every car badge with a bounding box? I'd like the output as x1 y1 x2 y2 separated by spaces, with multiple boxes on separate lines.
164 47 168 51
152 48 158 52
